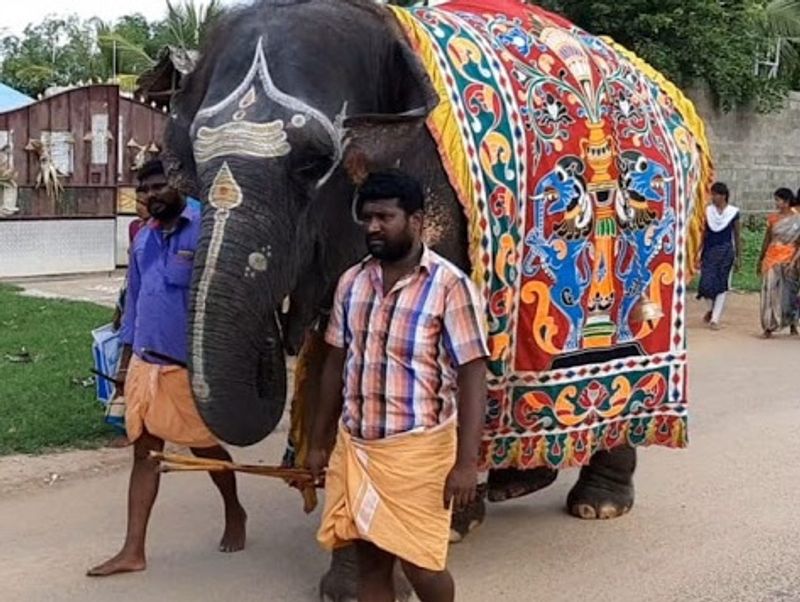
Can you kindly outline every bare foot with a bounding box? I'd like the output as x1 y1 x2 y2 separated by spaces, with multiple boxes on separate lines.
86 550 146 577
703 310 712 324
763 330 773 339
219 506 247 553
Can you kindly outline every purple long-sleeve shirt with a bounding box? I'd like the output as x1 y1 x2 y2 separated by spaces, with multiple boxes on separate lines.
120 203 200 365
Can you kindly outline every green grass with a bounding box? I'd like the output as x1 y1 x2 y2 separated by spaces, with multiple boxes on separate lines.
0 284 116 454
731 223 765 293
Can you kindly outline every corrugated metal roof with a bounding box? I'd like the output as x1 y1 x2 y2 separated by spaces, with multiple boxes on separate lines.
0 82 34 112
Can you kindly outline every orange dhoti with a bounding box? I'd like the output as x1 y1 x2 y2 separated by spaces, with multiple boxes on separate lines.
125 355 217 448
318 419 456 571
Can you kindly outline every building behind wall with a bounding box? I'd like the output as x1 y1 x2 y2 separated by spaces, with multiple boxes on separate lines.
0 84 169 279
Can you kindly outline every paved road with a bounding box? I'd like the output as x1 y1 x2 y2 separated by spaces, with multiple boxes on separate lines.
5 271 126 308
2 293 798 602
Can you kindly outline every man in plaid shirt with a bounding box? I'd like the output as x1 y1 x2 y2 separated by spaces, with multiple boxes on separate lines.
311 170 488 602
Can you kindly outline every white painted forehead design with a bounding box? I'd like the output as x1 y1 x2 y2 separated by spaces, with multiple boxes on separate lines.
191 35 345 183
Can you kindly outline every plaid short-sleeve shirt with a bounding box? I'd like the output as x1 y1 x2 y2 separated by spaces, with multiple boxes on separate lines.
326 246 489 440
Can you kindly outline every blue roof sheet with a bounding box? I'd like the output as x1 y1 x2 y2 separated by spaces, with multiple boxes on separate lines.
0 82 34 112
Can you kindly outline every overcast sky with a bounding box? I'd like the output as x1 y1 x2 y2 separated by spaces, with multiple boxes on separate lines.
3 0 245 36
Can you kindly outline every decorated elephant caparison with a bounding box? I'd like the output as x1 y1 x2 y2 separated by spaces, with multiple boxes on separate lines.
163 0 710 598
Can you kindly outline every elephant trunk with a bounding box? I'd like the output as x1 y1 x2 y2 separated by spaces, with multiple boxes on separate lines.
189 305 286 446
188 166 296 445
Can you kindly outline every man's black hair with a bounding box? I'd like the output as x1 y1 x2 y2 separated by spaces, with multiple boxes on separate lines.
355 169 424 217
136 158 165 183
710 181 729 201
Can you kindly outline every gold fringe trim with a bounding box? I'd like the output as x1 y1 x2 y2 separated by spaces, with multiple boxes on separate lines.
389 6 488 290
482 416 687 470
601 37 714 279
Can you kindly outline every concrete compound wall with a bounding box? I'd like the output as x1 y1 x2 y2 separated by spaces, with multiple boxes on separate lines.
0 219 116 278
689 87 800 215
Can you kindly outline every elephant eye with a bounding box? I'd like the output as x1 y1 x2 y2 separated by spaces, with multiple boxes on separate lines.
545 187 559 203
296 161 320 173
636 158 648 172
292 153 332 181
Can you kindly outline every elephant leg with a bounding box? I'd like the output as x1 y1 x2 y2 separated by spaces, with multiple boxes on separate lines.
449 483 487 543
319 546 413 602
567 445 636 520
486 467 559 503
319 547 357 602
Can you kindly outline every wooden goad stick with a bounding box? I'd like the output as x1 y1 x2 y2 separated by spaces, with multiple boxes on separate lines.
150 451 321 484
149 451 324 513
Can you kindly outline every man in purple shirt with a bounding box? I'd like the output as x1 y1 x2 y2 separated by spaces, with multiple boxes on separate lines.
88 159 247 577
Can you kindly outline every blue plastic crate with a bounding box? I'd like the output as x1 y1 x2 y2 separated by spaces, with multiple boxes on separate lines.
91 323 122 405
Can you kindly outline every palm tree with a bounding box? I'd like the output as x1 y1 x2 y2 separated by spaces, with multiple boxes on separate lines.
155 0 225 52
93 19 156 90
92 1 224 91
755 0 800 79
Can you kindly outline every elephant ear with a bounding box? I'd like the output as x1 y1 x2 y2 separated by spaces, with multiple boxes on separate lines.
342 38 439 184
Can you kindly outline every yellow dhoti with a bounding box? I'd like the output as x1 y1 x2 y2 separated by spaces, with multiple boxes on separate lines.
125 355 217 448
317 419 456 571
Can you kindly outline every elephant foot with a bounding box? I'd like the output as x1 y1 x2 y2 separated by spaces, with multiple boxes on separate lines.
567 488 633 520
487 467 558 503
566 446 636 521
319 546 412 602
319 547 357 602
449 483 486 543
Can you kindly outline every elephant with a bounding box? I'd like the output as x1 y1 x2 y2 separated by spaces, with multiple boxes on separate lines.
162 0 708 599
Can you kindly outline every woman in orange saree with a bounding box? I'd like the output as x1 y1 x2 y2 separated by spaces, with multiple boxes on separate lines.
758 188 800 337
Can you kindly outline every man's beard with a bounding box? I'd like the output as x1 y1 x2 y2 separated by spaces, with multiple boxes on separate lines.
367 233 413 262
148 199 183 221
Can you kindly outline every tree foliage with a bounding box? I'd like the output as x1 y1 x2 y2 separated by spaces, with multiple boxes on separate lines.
390 0 800 111
0 1 223 97
154 0 224 51
0 16 101 95
538 0 797 111
4 0 800 110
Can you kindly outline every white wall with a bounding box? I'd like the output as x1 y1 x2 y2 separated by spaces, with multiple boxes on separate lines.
115 216 137 267
0 219 116 278
689 87 800 214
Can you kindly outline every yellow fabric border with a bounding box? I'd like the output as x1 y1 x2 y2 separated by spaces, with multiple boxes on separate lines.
389 6 487 290
601 37 713 279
